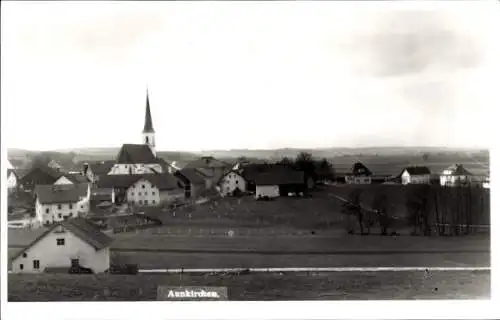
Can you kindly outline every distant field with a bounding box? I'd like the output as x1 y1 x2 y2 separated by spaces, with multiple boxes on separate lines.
8 270 490 301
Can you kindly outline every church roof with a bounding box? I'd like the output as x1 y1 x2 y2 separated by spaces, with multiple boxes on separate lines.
116 144 159 164
143 91 155 133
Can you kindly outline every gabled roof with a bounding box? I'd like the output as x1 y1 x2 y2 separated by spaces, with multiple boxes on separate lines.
218 170 245 185
87 160 116 175
19 166 64 184
143 91 155 133
402 166 431 175
351 161 372 176
7 169 18 179
176 168 207 185
240 163 292 181
34 183 89 204
131 173 184 191
58 173 89 184
116 144 158 164
254 170 305 186
11 219 113 261
442 164 473 176
183 156 231 170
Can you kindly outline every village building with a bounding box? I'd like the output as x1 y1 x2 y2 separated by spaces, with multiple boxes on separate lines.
19 166 64 191
10 219 113 274
174 168 207 199
400 166 432 185
126 173 184 206
7 169 19 193
54 173 90 185
33 183 91 226
345 161 372 184
90 188 116 206
83 160 116 184
218 170 247 197
440 164 474 187
183 156 231 188
254 169 305 199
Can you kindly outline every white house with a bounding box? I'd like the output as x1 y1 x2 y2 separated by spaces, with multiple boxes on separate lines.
126 173 185 206
10 219 113 273
440 164 474 187
7 169 18 192
401 166 432 185
33 183 91 226
218 171 247 196
345 161 372 185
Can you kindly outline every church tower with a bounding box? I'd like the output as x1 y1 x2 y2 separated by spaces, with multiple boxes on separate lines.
142 90 156 157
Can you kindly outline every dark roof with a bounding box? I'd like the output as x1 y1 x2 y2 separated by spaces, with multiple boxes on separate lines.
444 164 473 176
97 173 183 190
88 161 116 175
351 161 372 176
34 183 89 204
184 156 231 169
11 219 113 261
402 166 431 175
240 163 293 181
60 173 89 184
7 169 18 178
143 91 155 133
19 166 64 185
116 144 158 164
254 170 305 186
177 168 206 185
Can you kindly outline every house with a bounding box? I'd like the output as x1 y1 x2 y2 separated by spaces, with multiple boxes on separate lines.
440 164 474 187
7 169 18 193
54 173 90 185
254 169 305 199
126 173 185 206
174 168 207 199
19 166 64 191
400 166 431 185
10 219 113 273
33 183 91 226
345 161 372 184
183 156 232 188
218 170 247 197
83 160 116 184
97 174 144 204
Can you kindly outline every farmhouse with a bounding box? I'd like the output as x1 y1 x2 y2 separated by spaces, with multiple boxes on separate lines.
126 173 184 206
174 168 207 199
400 166 431 185
19 166 63 191
183 156 231 188
33 183 91 226
440 164 474 187
345 161 372 184
254 169 305 199
7 169 19 193
218 170 247 196
10 219 113 274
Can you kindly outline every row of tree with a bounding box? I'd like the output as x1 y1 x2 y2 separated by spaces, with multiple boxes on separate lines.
277 152 335 183
341 184 490 236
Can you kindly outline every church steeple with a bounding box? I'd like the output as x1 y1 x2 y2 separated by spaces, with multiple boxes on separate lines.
143 89 155 133
142 89 156 157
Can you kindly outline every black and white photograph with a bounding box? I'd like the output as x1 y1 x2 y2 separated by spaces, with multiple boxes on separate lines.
1 0 498 319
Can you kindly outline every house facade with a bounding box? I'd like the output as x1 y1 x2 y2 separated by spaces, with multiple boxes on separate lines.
218 171 247 196
34 183 91 225
183 156 231 188
83 161 116 184
174 168 207 199
345 161 372 185
440 164 474 187
126 175 185 206
401 166 431 185
254 170 305 199
11 220 113 273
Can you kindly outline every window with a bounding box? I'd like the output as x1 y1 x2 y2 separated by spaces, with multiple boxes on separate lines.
58 213 62 219
144 200 148 205
22 253 27 258
56 238 65 246
152 200 156 204
139 200 142 205
131 192 134 196
33 260 40 270
57 204 62 209
144 192 148 195
152 191 156 195
20 264 24 270
81 205 84 209
69 204 73 209
71 259 79 267
146 136 149 143
142 184 145 189
45 208 49 214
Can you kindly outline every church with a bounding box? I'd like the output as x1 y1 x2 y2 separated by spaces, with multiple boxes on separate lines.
107 91 165 175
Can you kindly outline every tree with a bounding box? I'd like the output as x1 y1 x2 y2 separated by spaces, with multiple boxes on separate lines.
295 152 317 183
372 192 390 235
406 185 432 236
316 158 335 182
342 188 364 235
278 157 294 166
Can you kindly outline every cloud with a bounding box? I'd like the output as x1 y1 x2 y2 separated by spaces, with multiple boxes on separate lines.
335 10 485 78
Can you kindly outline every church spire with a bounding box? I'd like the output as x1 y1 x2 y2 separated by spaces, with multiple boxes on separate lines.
143 89 155 133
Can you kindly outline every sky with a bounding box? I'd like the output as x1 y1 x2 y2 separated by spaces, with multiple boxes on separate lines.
1 1 499 152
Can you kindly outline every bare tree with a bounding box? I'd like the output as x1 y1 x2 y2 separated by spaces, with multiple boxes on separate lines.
372 191 390 236
342 188 364 235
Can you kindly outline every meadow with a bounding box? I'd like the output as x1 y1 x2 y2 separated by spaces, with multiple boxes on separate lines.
8 270 490 301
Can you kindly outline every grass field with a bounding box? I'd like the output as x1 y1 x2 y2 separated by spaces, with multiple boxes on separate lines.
8 270 490 301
